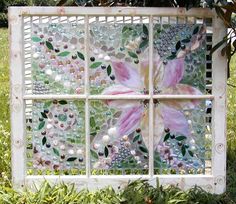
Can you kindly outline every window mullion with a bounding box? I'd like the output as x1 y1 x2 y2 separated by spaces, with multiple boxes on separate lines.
84 15 90 178
148 15 154 177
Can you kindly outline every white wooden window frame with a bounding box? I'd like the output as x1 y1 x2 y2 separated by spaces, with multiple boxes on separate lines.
9 7 227 194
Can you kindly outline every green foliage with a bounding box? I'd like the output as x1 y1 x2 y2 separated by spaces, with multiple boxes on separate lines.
0 0 58 27
0 180 235 204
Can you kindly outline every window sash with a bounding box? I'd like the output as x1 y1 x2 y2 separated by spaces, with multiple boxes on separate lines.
9 7 226 194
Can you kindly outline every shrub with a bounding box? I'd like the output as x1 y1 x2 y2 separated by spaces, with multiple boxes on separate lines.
0 0 57 27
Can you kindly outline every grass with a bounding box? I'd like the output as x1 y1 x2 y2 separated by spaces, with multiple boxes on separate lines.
0 27 236 203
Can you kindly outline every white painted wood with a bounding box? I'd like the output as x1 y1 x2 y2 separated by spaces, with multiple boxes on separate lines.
148 15 154 177
15 7 214 18
23 94 214 100
23 94 87 99
9 8 26 189
9 7 227 194
25 175 213 192
84 15 90 178
211 12 227 194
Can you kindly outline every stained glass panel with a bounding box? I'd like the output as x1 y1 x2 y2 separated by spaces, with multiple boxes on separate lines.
90 100 149 174
154 99 212 174
24 15 213 176
29 20 85 95
89 17 149 95
153 23 207 95
26 100 86 175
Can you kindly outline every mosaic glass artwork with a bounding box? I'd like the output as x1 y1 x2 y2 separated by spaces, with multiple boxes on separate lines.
89 21 149 95
27 19 211 175
153 99 212 174
90 100 149 173
153 24 206 94
30 22 85 94
27 100 85 174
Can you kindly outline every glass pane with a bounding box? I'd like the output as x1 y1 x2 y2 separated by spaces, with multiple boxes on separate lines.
153 99 212 174
90 100 149 175
26 100 85 175
153 23 207 95
89 16 149 95
29 20 85 94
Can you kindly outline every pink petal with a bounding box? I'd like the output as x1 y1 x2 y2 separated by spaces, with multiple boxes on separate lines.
160 105 189 136
153 54 165 86
102 85 140 109
112 61 143 90
118 105 143 136
161 58 185 88
161 84 202 109
191 25 206 51
153 108 165 151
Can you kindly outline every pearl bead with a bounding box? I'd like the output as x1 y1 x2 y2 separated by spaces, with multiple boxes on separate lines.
77 149 83 155
45 69 52 75
68 149 74 155
94 49 99 55
122 135 128 141
135 156 140 161
93 143 100 150
55 75 62 82
33 53 39 60
104 55 111 61
98 54 103 59
102 135 110 144
60 145 65 150
53 140 58 146
108 127 117 137
70 45 76 50
190 146 196 151
46 124 53 129
185 111 190 116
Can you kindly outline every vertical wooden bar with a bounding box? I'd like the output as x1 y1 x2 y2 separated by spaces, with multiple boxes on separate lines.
148 16 154 177
9 7 26 189
211 12 227 194
84 15 91 178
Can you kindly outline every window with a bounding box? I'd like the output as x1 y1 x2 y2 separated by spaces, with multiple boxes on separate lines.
9 7 227 194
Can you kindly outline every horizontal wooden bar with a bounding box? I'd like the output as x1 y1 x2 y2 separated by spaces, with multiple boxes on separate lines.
9 7 214 18
23 94 87 100
25 175 214 192
153 95 214 99
23 94 214 100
